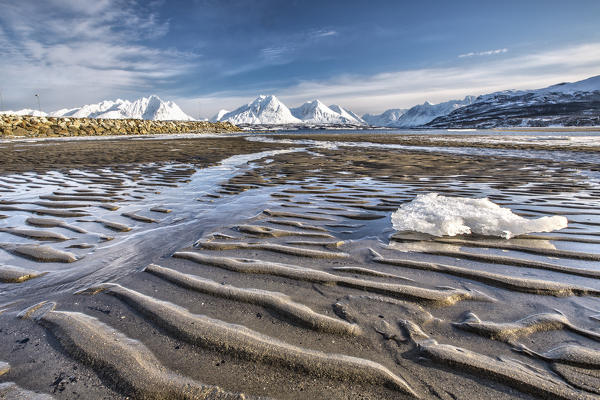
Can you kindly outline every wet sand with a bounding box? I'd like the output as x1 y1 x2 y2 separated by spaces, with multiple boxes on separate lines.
1 132 599 399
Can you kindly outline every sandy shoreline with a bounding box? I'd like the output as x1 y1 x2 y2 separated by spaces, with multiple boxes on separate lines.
1 133 599 399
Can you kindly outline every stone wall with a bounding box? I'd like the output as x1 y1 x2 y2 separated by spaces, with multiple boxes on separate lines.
0 114 240 137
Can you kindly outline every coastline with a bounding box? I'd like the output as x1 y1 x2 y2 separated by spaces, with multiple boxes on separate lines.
3 111 600 141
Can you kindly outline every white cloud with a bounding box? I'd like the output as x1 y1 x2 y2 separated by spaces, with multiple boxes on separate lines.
181 42 600 117
0 0 192 111
312 29 338 38
459 48 508 58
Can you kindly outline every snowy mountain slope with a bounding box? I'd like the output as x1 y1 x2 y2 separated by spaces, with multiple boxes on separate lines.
210 109 230 122
52 95 195 121
328 104 366 125
219 96 365 125
132 96 192 120
362 96 475 127
428 75 600 128
0 109 48 117
393 96 476 127
219 95 301 124
541 75 600 94
53 99 126 119
475 75 600 102
290 100 357 124
362 109 407 126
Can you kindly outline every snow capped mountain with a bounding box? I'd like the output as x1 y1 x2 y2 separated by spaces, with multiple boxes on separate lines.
0 109 48 117
291 100 338 123
362 109 407 127
290 100 363 124
219 95 301 124
5 75 597 128
52 95 195 121
541 74 600 94
328 104 366 125
219 96 366 125
53 99 126 119
135 95 195 121
428 75 600 128
362 97 475 127
210 109 230 122
476 75 600 102
2 96 194 121
393 96 476 127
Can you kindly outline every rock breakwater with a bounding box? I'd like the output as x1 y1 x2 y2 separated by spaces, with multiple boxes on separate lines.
0 114 240 137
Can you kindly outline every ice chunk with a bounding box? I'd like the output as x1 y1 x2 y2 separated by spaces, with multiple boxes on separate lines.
391 193 567 239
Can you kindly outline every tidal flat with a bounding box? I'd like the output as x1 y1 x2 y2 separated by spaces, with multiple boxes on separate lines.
0 131 599 399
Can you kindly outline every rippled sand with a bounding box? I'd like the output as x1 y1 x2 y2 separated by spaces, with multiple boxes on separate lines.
1 133 599 399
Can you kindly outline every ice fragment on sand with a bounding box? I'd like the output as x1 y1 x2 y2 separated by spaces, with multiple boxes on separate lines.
391 193 567 239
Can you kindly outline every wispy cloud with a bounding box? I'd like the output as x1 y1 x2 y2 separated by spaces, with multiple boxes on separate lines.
183 42 600 117
220 27 339 77
459 48 508 58
260 45 294 62
311 29 338 38
0 0 193 110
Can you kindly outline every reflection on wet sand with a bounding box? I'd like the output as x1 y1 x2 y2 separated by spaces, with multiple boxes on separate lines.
0 133 599 399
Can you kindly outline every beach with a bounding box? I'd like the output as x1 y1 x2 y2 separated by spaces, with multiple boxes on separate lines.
1 130 599 399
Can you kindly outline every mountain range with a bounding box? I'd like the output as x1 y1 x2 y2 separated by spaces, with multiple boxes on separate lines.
363 96 476 128
1 95 195 121
218 76 599 127
212 96 365 126
362 109 407 127
0 109 49 117
290 100 365 125
2 75 598 127
212 95 481 127
427 75 600 128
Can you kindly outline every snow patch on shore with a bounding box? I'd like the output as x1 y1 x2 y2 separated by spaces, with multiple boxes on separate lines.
391 193 568 239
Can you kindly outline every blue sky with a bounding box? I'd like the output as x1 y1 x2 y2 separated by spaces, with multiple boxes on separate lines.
0 0 599 117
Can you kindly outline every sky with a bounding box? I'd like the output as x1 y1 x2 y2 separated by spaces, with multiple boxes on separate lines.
0 0 599 118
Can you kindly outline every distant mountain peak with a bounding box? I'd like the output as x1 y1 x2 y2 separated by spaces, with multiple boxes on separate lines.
219 95 300 125
217 96 365 125
362 108 407 126
363 96 474 127
329 104 366 125
49 95 194 121
290 99 365 124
